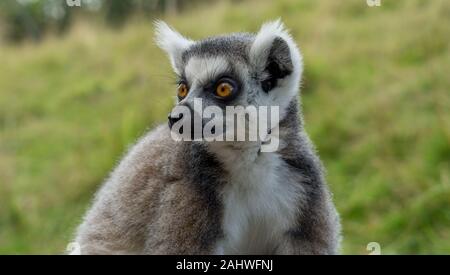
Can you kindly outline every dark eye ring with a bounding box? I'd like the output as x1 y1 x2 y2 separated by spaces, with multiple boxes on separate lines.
214 77 238 100
177 81 189 99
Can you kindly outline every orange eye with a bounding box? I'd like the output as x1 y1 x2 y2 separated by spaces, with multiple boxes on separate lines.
177 83 188 98
216 82 233 98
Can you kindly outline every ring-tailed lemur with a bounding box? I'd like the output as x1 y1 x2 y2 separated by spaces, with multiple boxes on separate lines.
73 20 341 254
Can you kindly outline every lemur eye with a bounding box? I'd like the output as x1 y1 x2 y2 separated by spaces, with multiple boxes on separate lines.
177 83 188 98
215 82 234 98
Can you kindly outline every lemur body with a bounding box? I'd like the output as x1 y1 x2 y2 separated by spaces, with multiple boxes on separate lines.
74 21 341 254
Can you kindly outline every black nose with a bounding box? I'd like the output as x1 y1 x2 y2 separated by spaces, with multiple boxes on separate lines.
168 113 183 129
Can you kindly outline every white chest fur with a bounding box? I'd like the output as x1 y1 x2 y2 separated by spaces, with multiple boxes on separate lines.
213 148 303 254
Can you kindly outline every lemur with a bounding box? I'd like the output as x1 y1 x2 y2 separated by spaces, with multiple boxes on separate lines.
73 20 341 254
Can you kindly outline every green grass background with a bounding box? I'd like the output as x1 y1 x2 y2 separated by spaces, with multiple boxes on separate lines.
0 0 449 254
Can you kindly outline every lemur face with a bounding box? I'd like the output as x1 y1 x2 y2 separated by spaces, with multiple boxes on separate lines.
155 20 303 140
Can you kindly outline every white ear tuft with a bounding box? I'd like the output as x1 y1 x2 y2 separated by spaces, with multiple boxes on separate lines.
250 19 302 75
154 20 194 74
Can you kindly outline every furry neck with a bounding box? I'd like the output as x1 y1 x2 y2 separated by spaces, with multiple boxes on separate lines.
204 98 303 172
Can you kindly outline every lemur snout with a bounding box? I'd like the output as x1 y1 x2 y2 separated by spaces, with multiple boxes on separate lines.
168 113 183 129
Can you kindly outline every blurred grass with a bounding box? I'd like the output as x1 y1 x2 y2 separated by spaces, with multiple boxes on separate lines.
0 0 449 254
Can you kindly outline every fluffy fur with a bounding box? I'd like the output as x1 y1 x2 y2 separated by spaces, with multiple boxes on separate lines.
73 20 341 254
154 20 194 74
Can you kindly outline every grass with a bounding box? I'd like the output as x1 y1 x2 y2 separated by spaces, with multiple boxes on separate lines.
0 0 449 254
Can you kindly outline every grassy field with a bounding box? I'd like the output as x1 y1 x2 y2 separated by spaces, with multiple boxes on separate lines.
0 0 449 254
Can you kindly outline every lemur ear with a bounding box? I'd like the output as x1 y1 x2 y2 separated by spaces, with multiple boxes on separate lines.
250 19 302 92
154 20 194 74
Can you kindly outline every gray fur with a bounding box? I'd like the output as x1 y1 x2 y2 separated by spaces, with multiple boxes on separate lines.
182 33 253 64
73 21 341 254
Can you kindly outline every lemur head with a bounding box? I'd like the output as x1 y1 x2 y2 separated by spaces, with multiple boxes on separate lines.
155 20 303 146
